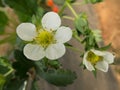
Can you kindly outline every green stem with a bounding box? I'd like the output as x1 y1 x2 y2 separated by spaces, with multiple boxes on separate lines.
74 34 82 43
58 2 67 16
72 30 82 43
73 30 82 43
4 68 14 77
62 16 74 21
66 1 78 18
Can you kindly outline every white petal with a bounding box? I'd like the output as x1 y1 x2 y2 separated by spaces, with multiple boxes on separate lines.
45 43 65 60
83 52 95 71
95 61 108 72
24 44 45 61
91 49 105 56
41 12 61 30
16 23 37 41
103 52 115 64
55 26 72 43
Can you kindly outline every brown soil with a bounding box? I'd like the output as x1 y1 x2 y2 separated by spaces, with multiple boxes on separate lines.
95 0 120 58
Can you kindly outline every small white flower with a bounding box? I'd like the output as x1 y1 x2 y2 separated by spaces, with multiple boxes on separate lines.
16 12 72 61
83 49 115 72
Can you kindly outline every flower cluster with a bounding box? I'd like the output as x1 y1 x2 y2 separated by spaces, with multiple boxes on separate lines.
0 0 116 89
16 11 115 73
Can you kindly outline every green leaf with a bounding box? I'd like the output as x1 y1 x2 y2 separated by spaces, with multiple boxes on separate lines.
67 0 76 3
13 50 35 78
0 57 11 68
84 0 103 4
77 18 87 27
53 0 76 5
0 74 6 90
4 0 38 22
92 30 102 42
0 11 8 34
89 33 95 46
75 13 88 35
64 43 73 47
97 43 111 51
35 59 76 86
3 78 25 90
92 70 97 78
48 60 61 69
0 57 12 75
69 0 76 3
82 29 99 50
39 69 77 86
32 7 45 27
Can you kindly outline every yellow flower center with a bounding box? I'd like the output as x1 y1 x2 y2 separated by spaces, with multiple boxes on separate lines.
35 30 55 48
87 51 103 65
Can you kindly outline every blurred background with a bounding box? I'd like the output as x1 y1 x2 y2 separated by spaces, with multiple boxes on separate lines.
0 0 120 90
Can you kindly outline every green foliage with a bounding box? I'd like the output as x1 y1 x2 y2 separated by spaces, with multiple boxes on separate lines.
47 60 61 69
92 70 97 78
0 57 12 90
84 0 103 4
0 57 12 75
35 59 77 86
32 7 45 27
53 0 76 5
92 30 102 42
64 43 73 47
13 50 35 78
38 58 62 71
75 13 88 35
40 69 76 86
3 78 25 90
97 43 111 51
4 0 38 22
0 11 8 34
82 29 99 50
0 74 6 90
67 0 76 3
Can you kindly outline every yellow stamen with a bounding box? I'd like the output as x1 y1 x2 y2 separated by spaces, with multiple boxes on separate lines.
35 30 54 48
87 51 103 65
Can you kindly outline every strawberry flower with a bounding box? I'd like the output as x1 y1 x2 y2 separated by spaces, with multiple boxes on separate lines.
16 12 72 61
83 49 115 72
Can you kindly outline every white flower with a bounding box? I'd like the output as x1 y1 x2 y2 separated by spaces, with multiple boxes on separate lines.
16 12 72 61
83 49 115 72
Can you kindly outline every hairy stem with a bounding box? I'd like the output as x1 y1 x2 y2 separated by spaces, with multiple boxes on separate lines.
66 1 78 18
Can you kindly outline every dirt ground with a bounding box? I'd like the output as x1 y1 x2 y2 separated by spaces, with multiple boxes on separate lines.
95 0 120 58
